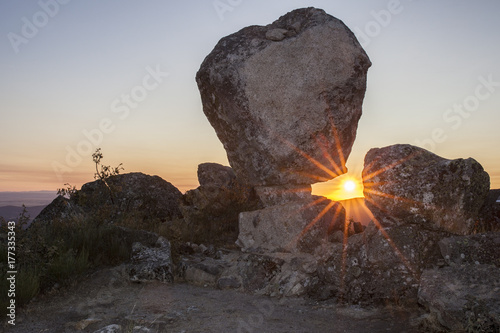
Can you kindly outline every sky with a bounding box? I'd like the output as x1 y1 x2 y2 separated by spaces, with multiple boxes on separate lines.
0 0 499 199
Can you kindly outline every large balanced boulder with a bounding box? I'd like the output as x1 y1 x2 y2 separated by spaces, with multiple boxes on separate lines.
196 7 371 186
362 144 490 234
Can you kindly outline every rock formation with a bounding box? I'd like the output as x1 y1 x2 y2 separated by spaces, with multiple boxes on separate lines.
196 7 370 254
33 172 183 225
362 144 490 234
196 7 371 186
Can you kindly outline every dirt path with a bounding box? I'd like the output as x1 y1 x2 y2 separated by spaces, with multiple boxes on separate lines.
3 266 421 333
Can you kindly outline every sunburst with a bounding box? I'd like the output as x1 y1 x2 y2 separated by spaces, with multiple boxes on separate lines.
261 120 422 301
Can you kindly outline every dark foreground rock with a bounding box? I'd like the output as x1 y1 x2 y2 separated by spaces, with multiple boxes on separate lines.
418 265 500 332
478 189 500 232
196 7 371 186
33 172 183 225
363 144 490 234
417 232 500 332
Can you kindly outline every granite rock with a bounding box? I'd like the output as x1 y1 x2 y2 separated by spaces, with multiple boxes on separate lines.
362 144 490 234
196 7 371 186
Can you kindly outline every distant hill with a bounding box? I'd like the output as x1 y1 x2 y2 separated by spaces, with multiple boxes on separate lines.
0 191 56 225
0 205 47 224
0 191 56 207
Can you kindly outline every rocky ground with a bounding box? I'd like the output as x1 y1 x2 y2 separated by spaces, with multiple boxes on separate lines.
3 265 421 333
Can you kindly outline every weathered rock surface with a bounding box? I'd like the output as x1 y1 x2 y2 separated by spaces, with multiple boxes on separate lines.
33 172 183 225
439 233 500 266
315 223 449 305
196 7 371 186
179 163 259 246
32 195 85 224
478 189 500 232
362 144 490 234
129 236 174 283
79 172 183 222
236 198 345 253
181 163 257 219
93 324 122 333
418 265 500 332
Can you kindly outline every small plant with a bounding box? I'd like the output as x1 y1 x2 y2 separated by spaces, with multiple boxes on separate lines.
92 148 124 204
57 183 77 199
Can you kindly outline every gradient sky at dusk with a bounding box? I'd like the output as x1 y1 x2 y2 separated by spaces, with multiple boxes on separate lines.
1 0 499 198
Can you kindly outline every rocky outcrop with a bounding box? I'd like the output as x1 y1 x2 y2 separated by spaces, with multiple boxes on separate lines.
179 163 259 246
32 195 85 224
78 172 183 222
33 172 182 225
362 144 490 234
196 7 371 186
129 236 174 283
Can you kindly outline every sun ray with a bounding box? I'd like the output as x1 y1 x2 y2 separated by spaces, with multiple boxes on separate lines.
360 201 418 277
297 200 337 238
362 151 422 183
315 133 344 177
363 188 421 206
284 139 342 179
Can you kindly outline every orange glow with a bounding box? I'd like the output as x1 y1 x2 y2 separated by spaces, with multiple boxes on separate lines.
325 173 365 201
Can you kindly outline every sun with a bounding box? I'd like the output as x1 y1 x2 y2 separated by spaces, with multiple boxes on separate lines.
343 180 356 192
312 173 364 201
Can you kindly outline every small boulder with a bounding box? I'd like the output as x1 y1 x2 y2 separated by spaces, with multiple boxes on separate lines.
196 7 371 186
128 236 174 283
362 144 490 234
